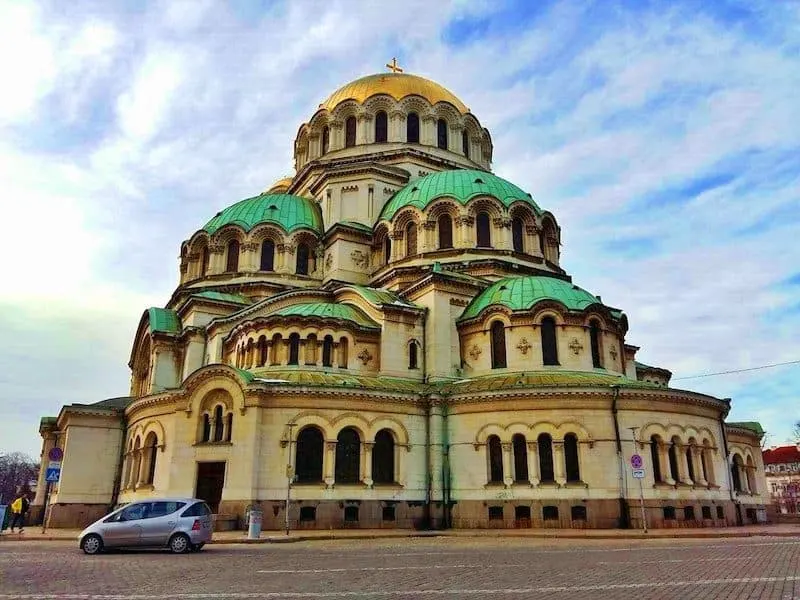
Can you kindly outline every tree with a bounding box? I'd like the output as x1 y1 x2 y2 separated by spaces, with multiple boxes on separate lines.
0 453 38 504
794 421 800 444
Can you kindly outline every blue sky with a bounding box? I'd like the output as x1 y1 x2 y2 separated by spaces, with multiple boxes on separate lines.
0 0 798 457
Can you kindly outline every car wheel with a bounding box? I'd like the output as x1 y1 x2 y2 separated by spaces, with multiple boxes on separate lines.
81 534 104 555
169 533 191 554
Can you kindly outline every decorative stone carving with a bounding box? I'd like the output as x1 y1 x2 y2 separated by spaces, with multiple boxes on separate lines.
357 348 373 365
350 250 369 269
342 184 359 193
423 220 437 230
469 345 482 360
516 338 531 355
325 253 333 270
569 338 584 355
208 244 225 254
383 187 396 195
609 346 618 361
449 298 469 307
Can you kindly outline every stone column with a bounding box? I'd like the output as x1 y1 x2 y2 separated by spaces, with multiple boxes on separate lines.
324 441 336 488
691 446 707 486
553 441 566 486
363 442 374 487
678 444 693 485
421 220 436 253
390 111 404 142
389 231 404 262
456 216 473 249
329 121 343 151
134 450 145 488
429 403 445 504
422 116 436 146
208 244 225 274
33 435 56 506
494 217 512 250
526 441 539 486
358 114 371 144
659 443 675 485
527 225 543 256
501 442 513 488
449 124 462 154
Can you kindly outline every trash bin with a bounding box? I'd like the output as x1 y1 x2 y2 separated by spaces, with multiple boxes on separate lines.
247 505 262 539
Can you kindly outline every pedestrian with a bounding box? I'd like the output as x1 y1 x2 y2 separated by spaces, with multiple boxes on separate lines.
9 493 29 533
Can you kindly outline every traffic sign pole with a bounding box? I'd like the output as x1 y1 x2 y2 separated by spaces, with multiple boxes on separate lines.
638 475 647 533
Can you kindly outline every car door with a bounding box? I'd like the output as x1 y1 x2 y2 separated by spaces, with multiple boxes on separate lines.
140 501 185 546
103 502 148 547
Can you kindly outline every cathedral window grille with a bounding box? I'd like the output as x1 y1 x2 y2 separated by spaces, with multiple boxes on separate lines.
512 217 524 253
437 118 448 150
487 435 503 483
225 239 239 272
295 427 324 483
383 236 391 265
438 214 453 249
322 335 334 367
345 116 356 147
201 414 211 443
488 506 503 521
408 341 418 369
564 433 580 482
375 111 388 143
515 505 531 522
542 505 559 521
321 126 330 154
270 333 282 365
296 243 310 275
538 433 555 483
288 333 300 365
200 246 209 276
650 435 662 482
407 112 419 143
338 337 348 369
589 319 602 368
372 429 395 484
490 320 507 369
300 506 316 522
225 413 233 442
405 222 418 257
335 427 361 483
513 434 528 482
260 240 275 271
571 505 587 521
476 211 491 247
540 317 559 366
213 405 224 442
668 440 679 482
462 129 469 158
663 506 676 520
257 335 268 367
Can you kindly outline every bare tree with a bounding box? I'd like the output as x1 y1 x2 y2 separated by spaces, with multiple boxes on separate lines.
794 421 800 444
0 453 38 504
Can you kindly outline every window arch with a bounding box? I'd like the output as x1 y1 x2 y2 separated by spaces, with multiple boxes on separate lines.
200 246 210 276
257 335 268 367
335 427 361 483
668 439 679 482
144 432 158 485
731 455 743 492
295 427 324 483
296 243 310 275
538 433 554 483
462 130 469 158
383 235 392 265
438 214 453 249
437 118 448 149
407 112 419 143
213 405 224 442
512 217 524 253
375 111 387 143
541 317 559 366
589 319 602 368
260 239 275 271
345 116 356 147
490 320 507 369
408 340 419 369
487 435 503 483
270 333 282 365
338 337 348 368
513 434 528 482
650 435 663 482
564 433 580 482
201 414 211 443
321 126 330 154
225 239 240 272
288 333 300 365
405 222 418 257
372 429 395 484
476 212 491 247
322 335 334 367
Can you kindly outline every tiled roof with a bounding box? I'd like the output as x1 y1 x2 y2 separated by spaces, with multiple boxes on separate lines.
763 445 800 465
727 421 765 436
271 302 380 330
148 308 181 334
203 193 322 235
191 291 252 305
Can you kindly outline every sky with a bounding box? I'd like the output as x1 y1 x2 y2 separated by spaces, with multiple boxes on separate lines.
0 0 798 458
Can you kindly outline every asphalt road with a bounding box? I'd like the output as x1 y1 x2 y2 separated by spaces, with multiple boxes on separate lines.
1 536 799 599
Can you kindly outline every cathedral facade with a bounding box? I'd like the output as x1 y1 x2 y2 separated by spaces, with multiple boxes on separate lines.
35 67 769 530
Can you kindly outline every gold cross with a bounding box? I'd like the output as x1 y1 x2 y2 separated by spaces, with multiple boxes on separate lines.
386 57 404 73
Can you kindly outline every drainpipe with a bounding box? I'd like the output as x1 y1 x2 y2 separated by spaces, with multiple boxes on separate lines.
109 413 128 512
441 402 451 529
610 385 630 528
719 403 742 526
421 307 432 530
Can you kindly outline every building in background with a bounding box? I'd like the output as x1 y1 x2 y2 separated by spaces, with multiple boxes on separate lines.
763 444 800 515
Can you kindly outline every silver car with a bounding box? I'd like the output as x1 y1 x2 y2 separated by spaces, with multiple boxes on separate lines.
78 498 213 554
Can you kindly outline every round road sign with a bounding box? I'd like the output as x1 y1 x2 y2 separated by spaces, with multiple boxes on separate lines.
630 454 643 469
48 447 63 462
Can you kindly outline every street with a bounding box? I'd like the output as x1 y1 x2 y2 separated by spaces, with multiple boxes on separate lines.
0 536 798 599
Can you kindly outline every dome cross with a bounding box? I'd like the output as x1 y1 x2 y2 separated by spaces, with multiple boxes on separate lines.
385 57 404 73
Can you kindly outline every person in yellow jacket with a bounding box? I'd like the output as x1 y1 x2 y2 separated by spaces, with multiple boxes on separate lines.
9 493 29 533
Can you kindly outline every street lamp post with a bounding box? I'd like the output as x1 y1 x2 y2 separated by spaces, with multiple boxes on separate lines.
284 423 296 536
629 426 648 533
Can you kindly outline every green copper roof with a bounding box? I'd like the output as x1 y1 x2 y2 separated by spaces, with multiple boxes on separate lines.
249 370 422 394
379 169 541 221
203 193 323 235
191 291 252 305
440 370 661 395
270 303 380 330
148 308 181 334
345 285 419 308
727 421 765 436
459 275 610 321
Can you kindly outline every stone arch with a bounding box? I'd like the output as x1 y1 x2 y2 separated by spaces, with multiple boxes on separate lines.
210 224 246 246
187 230 211 256
330 100 361 123
392 207 423 233
330 412 370 440
529 421 561 438
400 97 433 120
367 417 410 446
182 365 248 416
286 411 334 441
555 421 592 441
426 198 460 220
249 224 286 245
474 423 509 445
465 196 504 219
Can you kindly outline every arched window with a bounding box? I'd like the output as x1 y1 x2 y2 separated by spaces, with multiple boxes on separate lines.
513 434 528 482
145 433 158 484
295 427 324 483
338 337 348 368
668 440 679 481
462 130 469 158
731 455 743 492
650 435 662 482
406 112 419 143
305 333 317 365
438 214 453 249
201 414 211 443
225 413 233 442
408 341 418 369
745 457 756 493
405 222 417 257
437 118 448 149
213 405 224 442
321 126 330 154
686 446 695 481
476 212 491 247
564 433 580 482
589 319 602 368
296 243 310 275
288 333 300 365
335 427 361 483
383 236 391 265
538 433 554 483
512 217 524 253
322 335 334 367
260 240 275 271
225 239 239 272
372 429 395 484
200 246 209 276
375 111 388 143
490 320 507 369
270 334 282 365
541 317 559 366
487 435 503 483
345 116 356 147
257 335 268 367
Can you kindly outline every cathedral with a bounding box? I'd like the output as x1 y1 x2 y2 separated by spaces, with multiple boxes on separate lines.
35 64 769 530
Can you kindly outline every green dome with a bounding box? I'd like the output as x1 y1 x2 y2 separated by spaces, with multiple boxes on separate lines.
459 276 614 322
379 169 541 221
270 303 379 330
203 193 322 235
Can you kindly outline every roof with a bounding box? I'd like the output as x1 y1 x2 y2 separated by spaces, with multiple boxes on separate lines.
380 170 541 222
86 397 134 410
727 421 765 436
202 193 322 235
763 445 800 465
191 291 252 305
148 308 181 334
439 370 661 395
344 285 419 308
250 370 423 394
270 302 380 330
321 72 469 114
459 275 615 322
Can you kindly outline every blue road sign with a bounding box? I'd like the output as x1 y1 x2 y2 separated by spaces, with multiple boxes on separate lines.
45 467 61 483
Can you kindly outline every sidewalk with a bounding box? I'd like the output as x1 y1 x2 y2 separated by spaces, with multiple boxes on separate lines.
1 523 797 544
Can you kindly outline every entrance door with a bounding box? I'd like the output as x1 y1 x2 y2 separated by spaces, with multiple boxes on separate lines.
195 462 226 513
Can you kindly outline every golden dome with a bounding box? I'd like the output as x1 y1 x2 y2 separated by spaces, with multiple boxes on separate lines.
264 176 293 194
321 73 469 114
